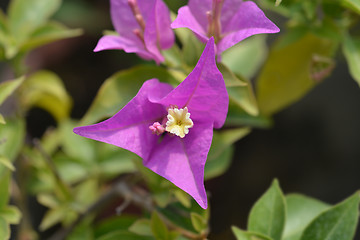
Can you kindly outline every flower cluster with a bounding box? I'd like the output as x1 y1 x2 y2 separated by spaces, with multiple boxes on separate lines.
76 0 279 208
75 38 228 208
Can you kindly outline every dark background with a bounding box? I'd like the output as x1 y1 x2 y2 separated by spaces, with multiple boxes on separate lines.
1 0 360 239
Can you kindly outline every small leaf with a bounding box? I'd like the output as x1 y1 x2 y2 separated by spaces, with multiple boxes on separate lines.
95 216 137 238
342 34 360 86
342 0 360 14
173 189 191 208
0 157 15 171
257 33 337 116
283 194 330 240
129 219 152 236
8 0 61 42
190 213 207 233
218 63 259 116
300 192 360 240
97 230 154 240
59 120 96 164
0 76 24 105
151 211 169 240
248 179 286 240
20 21 82 53
0 217 9 240
226 102 272 128
275 0 282 6
205 128 251 180
20 70 72 121
0 115 5 124
182 33 205 67
232 226 272 240
222 35 268 79
0 206 22 224
0 118 25 161
80 65 178 125
0 172 10 209
39 207 66 231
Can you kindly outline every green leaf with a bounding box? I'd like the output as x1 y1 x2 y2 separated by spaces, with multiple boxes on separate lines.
74 178 98 207
283 194 330 240
342 34 360 86
19 21 82 53
59 120 96 164
95 216 137 238
0 217 9 240
0 76 24 105
248 179 286 240
190 213 207 233
0 10 8 45
67 218 94 240
129 219 152 236
225 102 273 129
232 226 273 240
0 115 5 125
300 192 360 240
257 33 336 116
151 211 169 240
0 172 10 209
39 207 65 230
0 206 22 224
97 230 154 240
0 157 15 171
97 143 137 178
0 118 25 161
157 204 196 233
172 189 191 208
342 0 360 14
218 63 259 116
8 0 61 42
182 33 205 67
222 35 268 79
20 70 72 121
80 65 178 125
205 128 251 180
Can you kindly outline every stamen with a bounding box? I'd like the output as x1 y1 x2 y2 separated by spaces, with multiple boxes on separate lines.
165 107 194 138
149 122 165 135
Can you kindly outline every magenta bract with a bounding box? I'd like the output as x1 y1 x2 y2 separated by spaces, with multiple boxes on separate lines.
74 38 229 209
171 0 280 56
94 0 174 64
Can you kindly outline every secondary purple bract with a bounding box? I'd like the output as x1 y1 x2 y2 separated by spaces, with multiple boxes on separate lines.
171 0 280 56
74 38 229 209
94 0 174 64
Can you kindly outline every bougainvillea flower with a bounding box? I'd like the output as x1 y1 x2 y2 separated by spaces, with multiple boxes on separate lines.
74 38 228 209
94 0 174 64
171 0 279 56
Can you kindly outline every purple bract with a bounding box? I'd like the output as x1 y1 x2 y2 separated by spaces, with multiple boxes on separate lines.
171 0 280 56
94 0 174 64
74 38 229 209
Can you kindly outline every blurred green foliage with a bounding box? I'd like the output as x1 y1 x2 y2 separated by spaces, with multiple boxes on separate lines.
0 0 359 239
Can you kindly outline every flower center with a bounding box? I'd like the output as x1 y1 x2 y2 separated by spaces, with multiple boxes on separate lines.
165 107 194 138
